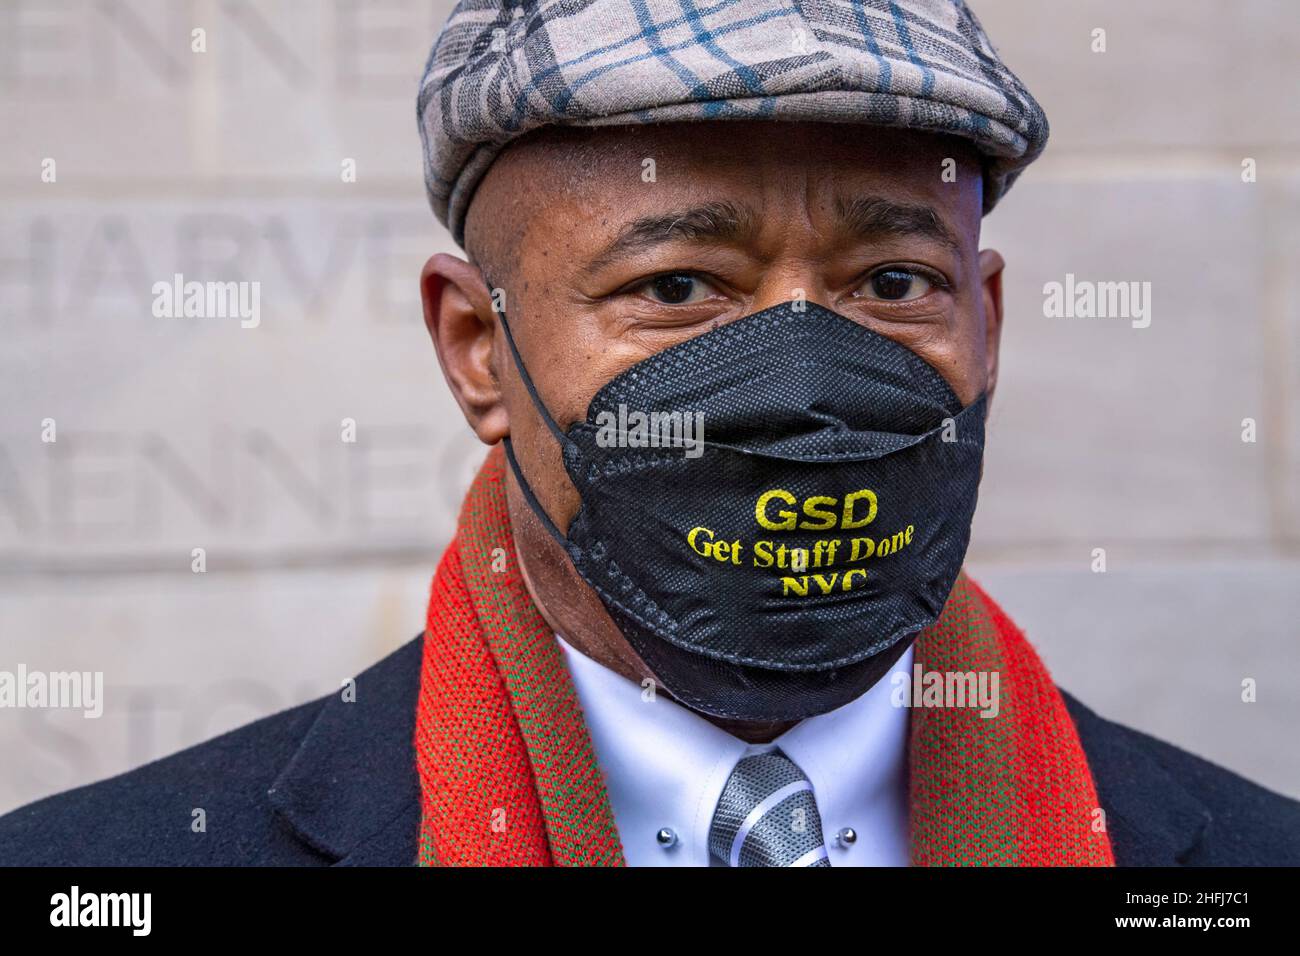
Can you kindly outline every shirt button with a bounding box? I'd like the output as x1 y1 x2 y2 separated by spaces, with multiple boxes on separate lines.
835 827 858 849
656 827 678 848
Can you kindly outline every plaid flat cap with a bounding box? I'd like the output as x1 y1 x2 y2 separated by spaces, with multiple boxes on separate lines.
418 0 1048 244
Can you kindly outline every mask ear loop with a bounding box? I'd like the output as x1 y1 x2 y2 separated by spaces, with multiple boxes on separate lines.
501 437 570 550
484 279 577 551
492 292 570 447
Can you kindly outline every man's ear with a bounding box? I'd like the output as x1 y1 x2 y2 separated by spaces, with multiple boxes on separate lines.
977 248 1006 411
420 253 509 444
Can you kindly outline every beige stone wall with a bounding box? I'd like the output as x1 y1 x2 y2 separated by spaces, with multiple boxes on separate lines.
1 0 1296 817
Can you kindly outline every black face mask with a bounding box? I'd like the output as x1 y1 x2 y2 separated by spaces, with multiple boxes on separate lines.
498 298 985 722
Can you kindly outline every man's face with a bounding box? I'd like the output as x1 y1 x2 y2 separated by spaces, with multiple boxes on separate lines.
423 120 1005 711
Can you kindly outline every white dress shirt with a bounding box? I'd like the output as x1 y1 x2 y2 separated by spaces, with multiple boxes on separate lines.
556 634 913 867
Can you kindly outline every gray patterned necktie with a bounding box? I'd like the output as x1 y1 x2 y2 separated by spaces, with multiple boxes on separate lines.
709 750 832 867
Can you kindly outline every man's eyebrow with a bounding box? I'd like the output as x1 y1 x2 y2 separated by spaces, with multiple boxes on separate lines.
583 201 758 274
834 196 962 252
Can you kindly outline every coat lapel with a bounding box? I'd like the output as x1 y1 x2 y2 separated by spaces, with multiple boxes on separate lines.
268 635 424 865
1060 691 1211 865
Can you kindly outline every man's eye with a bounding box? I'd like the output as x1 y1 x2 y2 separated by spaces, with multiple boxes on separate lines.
641 273 712 304
861 269 933 301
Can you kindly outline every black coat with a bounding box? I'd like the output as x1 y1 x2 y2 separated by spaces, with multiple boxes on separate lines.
1 635 1297 866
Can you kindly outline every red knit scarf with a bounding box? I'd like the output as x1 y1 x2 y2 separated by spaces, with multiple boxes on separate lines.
415 446 1114 866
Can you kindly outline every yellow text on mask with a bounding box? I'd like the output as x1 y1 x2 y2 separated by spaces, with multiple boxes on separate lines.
780 568 869 596
754 488 878 531
686 526 744 564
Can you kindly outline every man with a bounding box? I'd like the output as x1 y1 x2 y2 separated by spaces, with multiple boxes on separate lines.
2 0 1297 867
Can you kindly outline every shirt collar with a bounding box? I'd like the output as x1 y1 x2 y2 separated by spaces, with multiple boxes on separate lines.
556 635 912 866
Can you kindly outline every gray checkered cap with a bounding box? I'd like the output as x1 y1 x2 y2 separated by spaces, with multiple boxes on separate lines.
418 0 1049 245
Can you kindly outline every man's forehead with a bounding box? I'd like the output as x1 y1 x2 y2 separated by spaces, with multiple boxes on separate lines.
477 121 983 252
